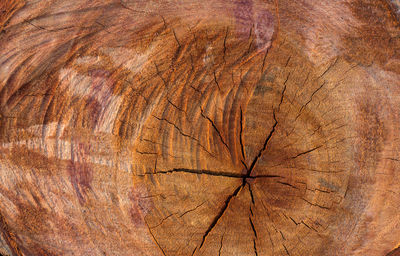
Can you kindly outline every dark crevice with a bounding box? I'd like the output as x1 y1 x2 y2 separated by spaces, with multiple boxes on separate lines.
277 181 299 190
213 70 221 91
152 115 214 156
172 28 181 48
245 112 278 179
248 174 282 179
386 244 400 256
139 169 283 180
278 76 288 111
248 184 258 256
285 56 291 67
290 145 322 159
123 79 150 103
140 168 246 178
385 157 400 162
191 247 197 256
197 184 244 251
301 221 318 233
301 198 331 210
280 231 286 240
179 201 206 218
145 220 167 256
248 184 255 205
289 216 299 225
167 98 186 114
136 150 158 155
150 213 174 229
249 216 258 238
154 62 169 88
218 232 225 256
253 239 259 256
283 244 290 256
318 57 338 78
200 108 230 151
239 107 247 166
295 81 326 120
223 27 228 63
241 160 249 171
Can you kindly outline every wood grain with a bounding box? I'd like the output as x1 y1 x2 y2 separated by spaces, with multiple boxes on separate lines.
0 0 399 255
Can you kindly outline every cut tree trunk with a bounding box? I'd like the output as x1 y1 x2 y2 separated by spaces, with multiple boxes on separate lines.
0 0 400 255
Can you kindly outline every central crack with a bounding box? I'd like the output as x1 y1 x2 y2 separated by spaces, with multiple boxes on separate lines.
193 111 278 254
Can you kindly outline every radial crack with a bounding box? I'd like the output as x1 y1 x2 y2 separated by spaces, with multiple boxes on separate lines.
295 81 326 120
249 216 258 238
290 145 322 159
154 62 168 88
140 168 245 178
200 108 230 151
277 73 289 111
179 202 206 218
246 112 278 177
167 98 186 114
302 198 330 210
223 27 229 63
152 115 214 156
172 28 181 48
283 244 290 256
277 181 299 190
248 183 255 205
318 57 338 79
145 219 167 256
150 213 174 229
219 231 225 256
214 70 221 90
197 184 243 252
248 174 282 179
253 239 259 256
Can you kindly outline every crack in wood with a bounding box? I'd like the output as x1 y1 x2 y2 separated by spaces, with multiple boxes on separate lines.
253 239 259 256
150 213 174 229
295 81 326 120
139 168 246 178
152 115 214 156
200 107 230 151
277 73 289 111
277 181 299 190
179 201 206 218
246 111 278 178
239 107 247 167
249 216 258 238
213 70 221 91
283 244 290 256
223 27 228 63
145 219 167 256
289 145 323 159
196 184 244 252
218 231 225 256
301 198 331 210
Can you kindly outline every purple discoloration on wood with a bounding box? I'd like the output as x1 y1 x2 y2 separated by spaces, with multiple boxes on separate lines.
254 10 274 50
68 141 93 205
233 0 254 37
87 69 114 130
129 184 152 226
233 0 275 50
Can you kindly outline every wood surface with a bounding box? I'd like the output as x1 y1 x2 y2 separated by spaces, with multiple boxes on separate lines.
0 0 400 255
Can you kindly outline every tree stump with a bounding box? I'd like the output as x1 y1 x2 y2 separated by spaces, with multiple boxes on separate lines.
0 0 400 255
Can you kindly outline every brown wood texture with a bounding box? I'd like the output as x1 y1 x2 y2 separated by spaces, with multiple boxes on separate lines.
0 0 399 255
